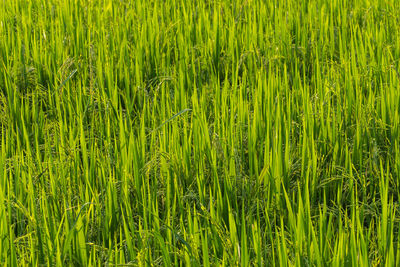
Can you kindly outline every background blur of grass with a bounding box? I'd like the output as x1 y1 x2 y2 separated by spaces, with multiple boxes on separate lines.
1 0 400 266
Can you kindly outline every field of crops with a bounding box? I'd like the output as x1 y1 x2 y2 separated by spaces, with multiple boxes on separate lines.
1 0 400 266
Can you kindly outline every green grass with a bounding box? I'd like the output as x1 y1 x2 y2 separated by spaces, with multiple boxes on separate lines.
1 0 400 266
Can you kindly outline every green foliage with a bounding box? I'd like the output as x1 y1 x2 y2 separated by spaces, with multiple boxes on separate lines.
1 0 400 265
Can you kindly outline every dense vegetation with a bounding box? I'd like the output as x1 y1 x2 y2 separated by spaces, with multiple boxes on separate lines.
1 0 400 266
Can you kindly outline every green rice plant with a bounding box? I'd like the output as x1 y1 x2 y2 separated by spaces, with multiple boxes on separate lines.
1 0 400 265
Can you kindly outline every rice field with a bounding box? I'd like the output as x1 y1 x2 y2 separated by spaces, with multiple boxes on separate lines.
1 0 400 266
